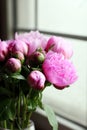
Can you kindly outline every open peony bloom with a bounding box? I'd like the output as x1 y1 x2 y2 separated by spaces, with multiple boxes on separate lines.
42 51 78 89
27 70 46 90
15 31 48 56
45 36 73 59
6 58 21 73
0 41 8 61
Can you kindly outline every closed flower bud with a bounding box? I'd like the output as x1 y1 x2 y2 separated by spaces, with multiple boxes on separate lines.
9 40 28 56
6 58 21 73
13 51 25 63
36 51 45 63
0 41 8 61
29 51 45 67
27 70 46 90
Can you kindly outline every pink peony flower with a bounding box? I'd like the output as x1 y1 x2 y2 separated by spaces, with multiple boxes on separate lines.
15 31 48 56
42 51 78 89
27 70 46 90
45 36 73 59
6 58 21 73
8 40 28 56
0 41 8 61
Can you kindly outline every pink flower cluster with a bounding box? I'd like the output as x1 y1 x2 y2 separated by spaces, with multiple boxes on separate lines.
0 31 78 90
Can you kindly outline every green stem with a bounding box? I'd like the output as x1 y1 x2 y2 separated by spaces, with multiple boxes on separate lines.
22 94 27 128
18 94 21 126
10 123 13 130
23 95 26 120
4 120 7 129
28 88 33 98
26 111 32 128
28 112 32 121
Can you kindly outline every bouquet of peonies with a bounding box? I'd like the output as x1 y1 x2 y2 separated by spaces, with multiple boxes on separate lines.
0 31 78 130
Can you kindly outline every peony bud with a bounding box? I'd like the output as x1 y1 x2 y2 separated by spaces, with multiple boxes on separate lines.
12 51 25 63
6 58 21 73
35 51 45 63
8 40 28 56
27 70 46 90
29 51 45 67
0 41 8 61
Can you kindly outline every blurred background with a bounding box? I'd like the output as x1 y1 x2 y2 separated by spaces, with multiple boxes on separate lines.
0 0 87 130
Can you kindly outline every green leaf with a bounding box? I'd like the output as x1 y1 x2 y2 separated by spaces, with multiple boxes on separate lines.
11 74 26 80
0 99 16 121
7 100 16 120
27 100 36 112
43 104 58 130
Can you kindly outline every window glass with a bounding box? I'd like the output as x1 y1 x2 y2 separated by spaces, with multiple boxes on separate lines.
38 0 87 36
